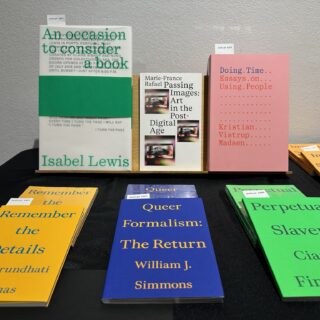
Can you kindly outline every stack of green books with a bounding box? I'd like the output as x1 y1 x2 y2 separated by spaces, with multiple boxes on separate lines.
225 185 305 247
243 197 320 301
227 184 320 300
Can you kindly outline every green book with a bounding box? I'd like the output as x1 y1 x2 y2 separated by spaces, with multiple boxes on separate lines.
225 185 305 247
243 197 320 301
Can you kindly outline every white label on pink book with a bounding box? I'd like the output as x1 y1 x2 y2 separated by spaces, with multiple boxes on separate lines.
215 43 234 54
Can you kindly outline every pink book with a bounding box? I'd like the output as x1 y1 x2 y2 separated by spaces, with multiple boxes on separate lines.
208 54 288 172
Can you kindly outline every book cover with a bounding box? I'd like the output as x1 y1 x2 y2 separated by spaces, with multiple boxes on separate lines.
301 151 320 175
208 54 289 172
125 184 198 199
19 186 98 246
225 185 305 247
0 205 83 306
289 144 320 174
243 198 320 301
39 25 132 171
139 73 203 171
102 198 224 303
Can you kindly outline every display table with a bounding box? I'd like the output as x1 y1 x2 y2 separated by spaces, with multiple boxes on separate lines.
0 149 320 320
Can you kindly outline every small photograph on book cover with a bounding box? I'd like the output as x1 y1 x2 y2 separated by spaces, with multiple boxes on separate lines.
177 120 199 142
145 135 175 166
145 89 169 114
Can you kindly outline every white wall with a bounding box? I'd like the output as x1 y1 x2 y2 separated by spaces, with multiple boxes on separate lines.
1 0 319 165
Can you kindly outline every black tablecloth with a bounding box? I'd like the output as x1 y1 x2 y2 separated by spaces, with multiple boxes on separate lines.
0 149 320 319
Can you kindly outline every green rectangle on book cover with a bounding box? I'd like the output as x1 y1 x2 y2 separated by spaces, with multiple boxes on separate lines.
39 76 132 118
225 185 305 247
243 197 320 300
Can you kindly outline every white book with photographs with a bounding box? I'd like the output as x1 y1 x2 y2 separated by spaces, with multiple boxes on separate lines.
139 73 203 171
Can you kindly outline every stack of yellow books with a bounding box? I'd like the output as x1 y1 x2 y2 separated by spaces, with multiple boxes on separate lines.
288 144 320 175
301 150 320 175
0 186 98 306
19 186 98 246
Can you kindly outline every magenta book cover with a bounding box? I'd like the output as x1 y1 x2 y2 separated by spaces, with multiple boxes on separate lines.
208 54 289 172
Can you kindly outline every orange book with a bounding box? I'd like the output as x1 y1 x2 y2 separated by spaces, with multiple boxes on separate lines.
301 151 320 175
19 186 98 246
0 205 83 306
288 144 320 174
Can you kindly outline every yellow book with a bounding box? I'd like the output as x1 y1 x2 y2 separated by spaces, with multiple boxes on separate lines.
19 186 98 246
301 151 320 175
289 153 314 175
288 144 320 174
0 205 83 306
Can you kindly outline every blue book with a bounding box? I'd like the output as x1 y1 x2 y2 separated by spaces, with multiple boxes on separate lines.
125 184 198 199
102 198 224 303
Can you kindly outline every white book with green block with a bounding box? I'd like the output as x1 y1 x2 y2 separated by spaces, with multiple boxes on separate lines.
39 25 132 171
